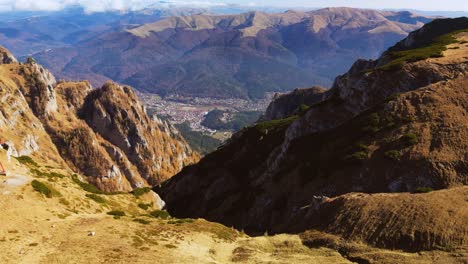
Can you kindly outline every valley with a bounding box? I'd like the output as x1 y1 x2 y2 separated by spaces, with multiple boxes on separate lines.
0 2 467 264
139 93 272 153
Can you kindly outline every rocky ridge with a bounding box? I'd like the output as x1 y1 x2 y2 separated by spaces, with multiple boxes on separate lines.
0 50 198 192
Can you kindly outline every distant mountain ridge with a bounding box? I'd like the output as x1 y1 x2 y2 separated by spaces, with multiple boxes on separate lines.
33 7 433 99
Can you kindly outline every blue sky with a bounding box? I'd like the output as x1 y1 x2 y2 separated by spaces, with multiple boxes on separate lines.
1 0 467 12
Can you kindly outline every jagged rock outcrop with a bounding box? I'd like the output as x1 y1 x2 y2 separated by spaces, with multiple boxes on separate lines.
260 87 327 121
79 82 198 186
0 47 17 64
158 18 468 251
0 51 199 192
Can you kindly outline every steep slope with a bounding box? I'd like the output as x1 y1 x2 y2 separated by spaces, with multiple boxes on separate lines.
157 18 468 253
0 45 361 264
260 86 327 121
34 8 432 99
0 50 198 192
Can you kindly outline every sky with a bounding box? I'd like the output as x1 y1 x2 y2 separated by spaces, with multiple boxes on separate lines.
0 0 467 12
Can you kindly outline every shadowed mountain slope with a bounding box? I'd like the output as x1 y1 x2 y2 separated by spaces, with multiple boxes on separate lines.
157 18 468 253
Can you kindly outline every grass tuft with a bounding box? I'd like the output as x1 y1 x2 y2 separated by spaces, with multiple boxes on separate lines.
150 210 170 219
415 187 434 193
86 194 107 204
15 156 38 167
107 210 126 217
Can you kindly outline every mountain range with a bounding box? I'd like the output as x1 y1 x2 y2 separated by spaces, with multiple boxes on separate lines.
32 7 433 99
0 13 467 263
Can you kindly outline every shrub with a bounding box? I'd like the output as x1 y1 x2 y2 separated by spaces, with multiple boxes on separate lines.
384 93 401 102
133 218 151 225
107 210 126 217
26 57 36 64
30 168 65 179
297 104 310 115
86 194 106 204
15 156 38 167
138 203 151 210
346 151 368 162
131 187 152 197
72 175 103 194
402 132 418 145
355 143 369 152
150 210 170 219
362 113 381 133
384 150 402 161
415 187 434 193
31 180 59 198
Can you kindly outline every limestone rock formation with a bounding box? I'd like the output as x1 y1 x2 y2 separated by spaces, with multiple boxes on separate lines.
0 51 199 192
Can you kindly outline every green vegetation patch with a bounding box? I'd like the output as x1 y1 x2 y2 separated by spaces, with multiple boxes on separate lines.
202 109 262 131
138 203 152 210
384 150 402 161
255 115 298 133
175 122 222 155
297 104 311 116
107 210 126 217
131 187 152 197
86 194 107 204
415 187 434 193
401 132 418 145
149 210 170 219
30 168 65 179
15 156 38 167
133 218 151 225
31 180 60 198
378 29 468 71
72 174 103 194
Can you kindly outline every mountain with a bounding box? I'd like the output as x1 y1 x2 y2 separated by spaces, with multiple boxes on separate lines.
33 7 433 99
0 45 363 264
157 17 468 258
0 50 198 192
0 7 207 57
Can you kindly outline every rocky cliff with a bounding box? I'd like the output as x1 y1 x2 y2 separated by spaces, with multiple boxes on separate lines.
157 18 468 252
0 50 198 192
260 86 327 121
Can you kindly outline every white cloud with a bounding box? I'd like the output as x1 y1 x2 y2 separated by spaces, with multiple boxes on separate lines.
0 0 466 12
0 0 229 12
